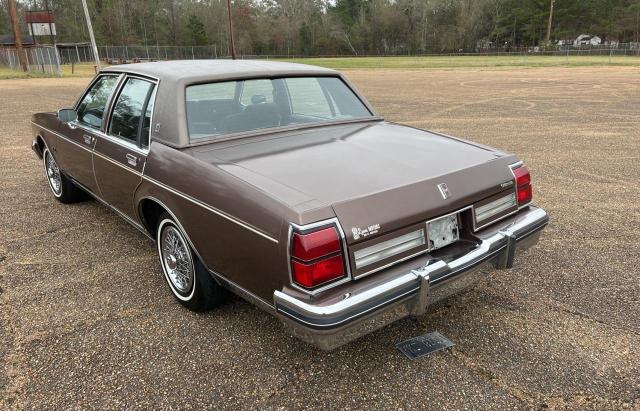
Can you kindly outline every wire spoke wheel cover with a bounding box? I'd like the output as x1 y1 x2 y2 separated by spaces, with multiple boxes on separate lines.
159 222 195 298
44 151 62 196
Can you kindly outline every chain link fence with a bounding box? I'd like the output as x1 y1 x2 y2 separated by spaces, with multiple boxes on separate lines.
95 43 640 61
98 45 220 62
1 42 639 76
0 45 61 75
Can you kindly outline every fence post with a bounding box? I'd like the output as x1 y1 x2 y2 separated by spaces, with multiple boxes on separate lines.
54 46 62 76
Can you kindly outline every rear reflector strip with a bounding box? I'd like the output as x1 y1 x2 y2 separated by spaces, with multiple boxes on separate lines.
474 192 517 223
354 229 425 268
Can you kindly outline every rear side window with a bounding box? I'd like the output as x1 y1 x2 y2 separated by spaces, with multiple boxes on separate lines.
109 77 155 146
240 79 274 105
76 75 119 129
287 77 333 118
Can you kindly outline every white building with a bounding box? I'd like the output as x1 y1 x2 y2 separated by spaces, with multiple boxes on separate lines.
574 34 602 46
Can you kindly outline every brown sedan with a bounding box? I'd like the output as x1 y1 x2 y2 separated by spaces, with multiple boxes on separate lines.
31 60 548 350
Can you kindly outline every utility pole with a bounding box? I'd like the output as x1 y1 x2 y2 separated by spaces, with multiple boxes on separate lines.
226 0 237 59
81 0 101 70
44 0 55 45
545 0 555 44
8 0 28 71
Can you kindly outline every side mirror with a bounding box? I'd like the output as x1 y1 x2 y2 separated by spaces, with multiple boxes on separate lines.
57 108 78 123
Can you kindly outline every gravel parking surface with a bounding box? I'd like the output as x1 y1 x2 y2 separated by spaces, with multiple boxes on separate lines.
1 67 639 410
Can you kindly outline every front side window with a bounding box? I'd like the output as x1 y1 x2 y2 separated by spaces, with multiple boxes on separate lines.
186 76 372 141
76 75 119 129
109 77 155 145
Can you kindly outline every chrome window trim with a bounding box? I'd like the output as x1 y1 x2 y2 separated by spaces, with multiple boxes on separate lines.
104 73 159 153
101 69 161 83
142 85 158 150
185 75 378 145
72 73 119 111
71 70 160 154
287 218 353 296
83 123 150 156
73 73 124 131
187 116 384 147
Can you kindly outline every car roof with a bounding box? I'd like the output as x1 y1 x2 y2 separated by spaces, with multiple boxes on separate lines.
98 60 371 148
103 59 337 82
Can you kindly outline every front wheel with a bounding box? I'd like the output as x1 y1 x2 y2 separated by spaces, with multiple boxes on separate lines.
156 213 226 311
42 148 86 203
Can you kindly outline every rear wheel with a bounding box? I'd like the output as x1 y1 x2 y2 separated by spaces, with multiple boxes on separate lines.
156 213 226 311
43 148 86 203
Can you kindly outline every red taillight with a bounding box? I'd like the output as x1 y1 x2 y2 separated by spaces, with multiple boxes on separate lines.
290 226 346 289
513 165 533 205
291 255 345 288
292 228 341 261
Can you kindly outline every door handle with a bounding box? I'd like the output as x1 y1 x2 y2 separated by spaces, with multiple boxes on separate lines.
126 153 138 166
83 134 94 145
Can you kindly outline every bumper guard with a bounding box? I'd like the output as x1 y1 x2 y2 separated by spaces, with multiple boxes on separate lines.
274 206 549 350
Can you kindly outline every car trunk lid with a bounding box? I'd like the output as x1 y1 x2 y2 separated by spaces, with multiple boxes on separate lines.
189 120 517 244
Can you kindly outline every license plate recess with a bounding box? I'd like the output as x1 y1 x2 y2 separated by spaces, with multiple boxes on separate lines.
427 213 459 250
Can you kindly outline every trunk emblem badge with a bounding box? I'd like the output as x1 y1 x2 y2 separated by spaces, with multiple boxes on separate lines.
351 224 380 240
437 183 451 200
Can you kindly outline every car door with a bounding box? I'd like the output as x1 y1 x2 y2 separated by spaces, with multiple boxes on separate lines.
92 75 157 220
56 74 120 194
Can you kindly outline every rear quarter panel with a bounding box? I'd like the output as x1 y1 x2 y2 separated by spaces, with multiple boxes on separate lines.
136 142 294 303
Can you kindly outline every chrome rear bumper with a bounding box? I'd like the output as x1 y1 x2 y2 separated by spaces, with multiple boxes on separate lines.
274 206 548 351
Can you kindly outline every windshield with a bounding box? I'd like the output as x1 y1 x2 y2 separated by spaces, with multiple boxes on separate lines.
186 76 373 141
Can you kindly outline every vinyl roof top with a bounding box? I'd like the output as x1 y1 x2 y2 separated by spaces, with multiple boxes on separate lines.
103 59 336 82
101 60 356 148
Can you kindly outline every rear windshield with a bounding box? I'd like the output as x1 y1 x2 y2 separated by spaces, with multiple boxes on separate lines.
186 76 372 141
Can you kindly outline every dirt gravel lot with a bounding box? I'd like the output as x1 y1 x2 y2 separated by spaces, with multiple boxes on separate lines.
1 66 639 410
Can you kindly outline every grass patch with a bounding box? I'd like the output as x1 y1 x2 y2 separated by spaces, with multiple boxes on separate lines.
2 55 638 79
281 55 640 70
0 63 97 79
0 66 59 79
